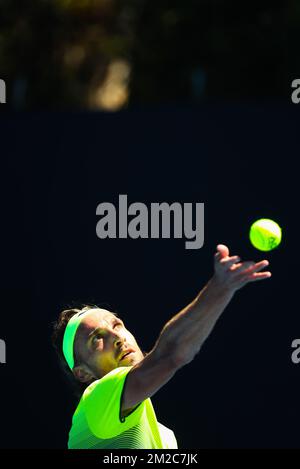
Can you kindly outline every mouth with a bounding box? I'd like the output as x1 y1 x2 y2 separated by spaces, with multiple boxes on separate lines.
119 349 135 361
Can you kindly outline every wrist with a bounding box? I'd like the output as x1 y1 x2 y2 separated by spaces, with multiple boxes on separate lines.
208 275 236 298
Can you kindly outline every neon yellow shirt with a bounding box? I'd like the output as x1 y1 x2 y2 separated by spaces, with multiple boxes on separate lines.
68 366 178 449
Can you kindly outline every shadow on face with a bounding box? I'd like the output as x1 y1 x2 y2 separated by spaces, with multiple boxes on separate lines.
72 308 145 383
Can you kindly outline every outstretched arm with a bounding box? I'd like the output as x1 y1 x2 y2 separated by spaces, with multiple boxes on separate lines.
155 244 271 365
122 244 271 413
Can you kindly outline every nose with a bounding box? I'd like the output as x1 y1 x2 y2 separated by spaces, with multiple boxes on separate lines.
112 331 125 348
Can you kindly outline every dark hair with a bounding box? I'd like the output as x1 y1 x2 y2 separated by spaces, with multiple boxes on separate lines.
51 304 99 400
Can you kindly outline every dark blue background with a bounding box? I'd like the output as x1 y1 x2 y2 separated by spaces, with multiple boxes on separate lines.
0 103 297 448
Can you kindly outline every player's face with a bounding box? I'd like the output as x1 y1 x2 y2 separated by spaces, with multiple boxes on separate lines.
74 309 145 379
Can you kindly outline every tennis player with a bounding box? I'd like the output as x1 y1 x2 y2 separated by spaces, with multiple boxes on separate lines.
52 244 271 448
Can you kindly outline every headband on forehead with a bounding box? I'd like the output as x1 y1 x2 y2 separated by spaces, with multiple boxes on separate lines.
62 309 92 370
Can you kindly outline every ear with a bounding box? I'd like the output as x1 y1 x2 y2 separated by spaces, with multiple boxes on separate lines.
72 364 95 384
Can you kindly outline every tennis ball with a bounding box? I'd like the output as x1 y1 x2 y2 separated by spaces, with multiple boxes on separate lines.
249 218 282 251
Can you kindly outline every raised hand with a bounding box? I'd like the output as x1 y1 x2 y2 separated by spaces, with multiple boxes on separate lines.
213 244 271 293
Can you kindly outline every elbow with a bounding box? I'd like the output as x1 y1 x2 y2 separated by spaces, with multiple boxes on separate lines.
172 348 196 368
172 340 204 368
154 334 198 369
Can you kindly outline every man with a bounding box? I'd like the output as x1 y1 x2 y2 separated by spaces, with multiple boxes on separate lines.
52 244 271 449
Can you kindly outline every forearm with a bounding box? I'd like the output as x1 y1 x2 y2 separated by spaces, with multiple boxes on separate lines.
154 276 235 365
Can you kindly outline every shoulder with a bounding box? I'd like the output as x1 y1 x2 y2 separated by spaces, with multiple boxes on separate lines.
83 366 132 400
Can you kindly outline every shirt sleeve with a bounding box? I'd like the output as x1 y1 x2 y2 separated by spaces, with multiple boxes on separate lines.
82 366 146 439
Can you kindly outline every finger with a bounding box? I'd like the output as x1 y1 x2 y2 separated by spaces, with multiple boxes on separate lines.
220 255 241 269
247 271 272 281
214 251 221 261
238 271 272 288
216 244 229 258
242 260 269 274
214 250 223 263
233 261 256 273
230 262 243 271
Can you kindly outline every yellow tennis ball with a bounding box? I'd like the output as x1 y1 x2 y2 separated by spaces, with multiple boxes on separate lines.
249 218 282 251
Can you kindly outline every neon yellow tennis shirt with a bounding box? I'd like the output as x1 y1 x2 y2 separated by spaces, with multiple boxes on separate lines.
68 366 178 449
